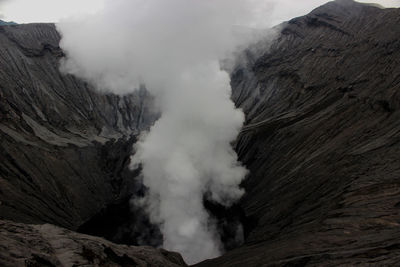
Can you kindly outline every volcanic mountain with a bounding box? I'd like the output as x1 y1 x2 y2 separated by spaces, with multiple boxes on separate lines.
1 0 400 266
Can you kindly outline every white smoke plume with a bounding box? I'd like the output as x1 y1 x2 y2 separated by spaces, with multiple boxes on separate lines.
57 0 275 264
0 0 8 19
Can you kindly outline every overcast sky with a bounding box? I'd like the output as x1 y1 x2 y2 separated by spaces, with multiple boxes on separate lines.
0 0 399 25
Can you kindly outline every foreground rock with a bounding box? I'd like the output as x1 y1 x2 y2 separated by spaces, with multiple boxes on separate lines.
198 0 400 266
0 220 186 267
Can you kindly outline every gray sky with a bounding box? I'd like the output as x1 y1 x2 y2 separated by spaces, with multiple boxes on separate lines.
1 0 399 24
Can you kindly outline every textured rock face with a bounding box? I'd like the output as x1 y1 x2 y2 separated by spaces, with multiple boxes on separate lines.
0 23 178 266
0 219 186 267
198 1 400 266
0 23 158 229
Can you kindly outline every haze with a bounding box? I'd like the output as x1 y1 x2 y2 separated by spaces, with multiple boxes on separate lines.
1 0 399 25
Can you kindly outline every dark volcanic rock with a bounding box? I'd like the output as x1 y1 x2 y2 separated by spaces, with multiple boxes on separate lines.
198 0 400 266
77 194 163 248
0 23 158 229
0 23 179 266
0 219 186 267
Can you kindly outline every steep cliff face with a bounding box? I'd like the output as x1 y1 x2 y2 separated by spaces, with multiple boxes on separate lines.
0 23 158 229
199 1 400 266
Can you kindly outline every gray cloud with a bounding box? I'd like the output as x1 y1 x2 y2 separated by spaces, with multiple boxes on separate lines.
0 0 8 19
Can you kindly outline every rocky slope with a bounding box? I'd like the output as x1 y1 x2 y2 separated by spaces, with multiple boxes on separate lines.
0 219 186 267
0 23 158 229
198 0 400 266
1 0 400 266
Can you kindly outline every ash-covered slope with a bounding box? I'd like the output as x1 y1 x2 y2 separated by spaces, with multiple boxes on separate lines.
0 23 158 229
198 0 400 266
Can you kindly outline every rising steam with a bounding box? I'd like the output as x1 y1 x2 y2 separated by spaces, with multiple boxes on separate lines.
57 0 272 263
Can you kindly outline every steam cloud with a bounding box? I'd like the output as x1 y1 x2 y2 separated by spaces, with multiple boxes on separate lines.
0 0 8 18
58 0 273 263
